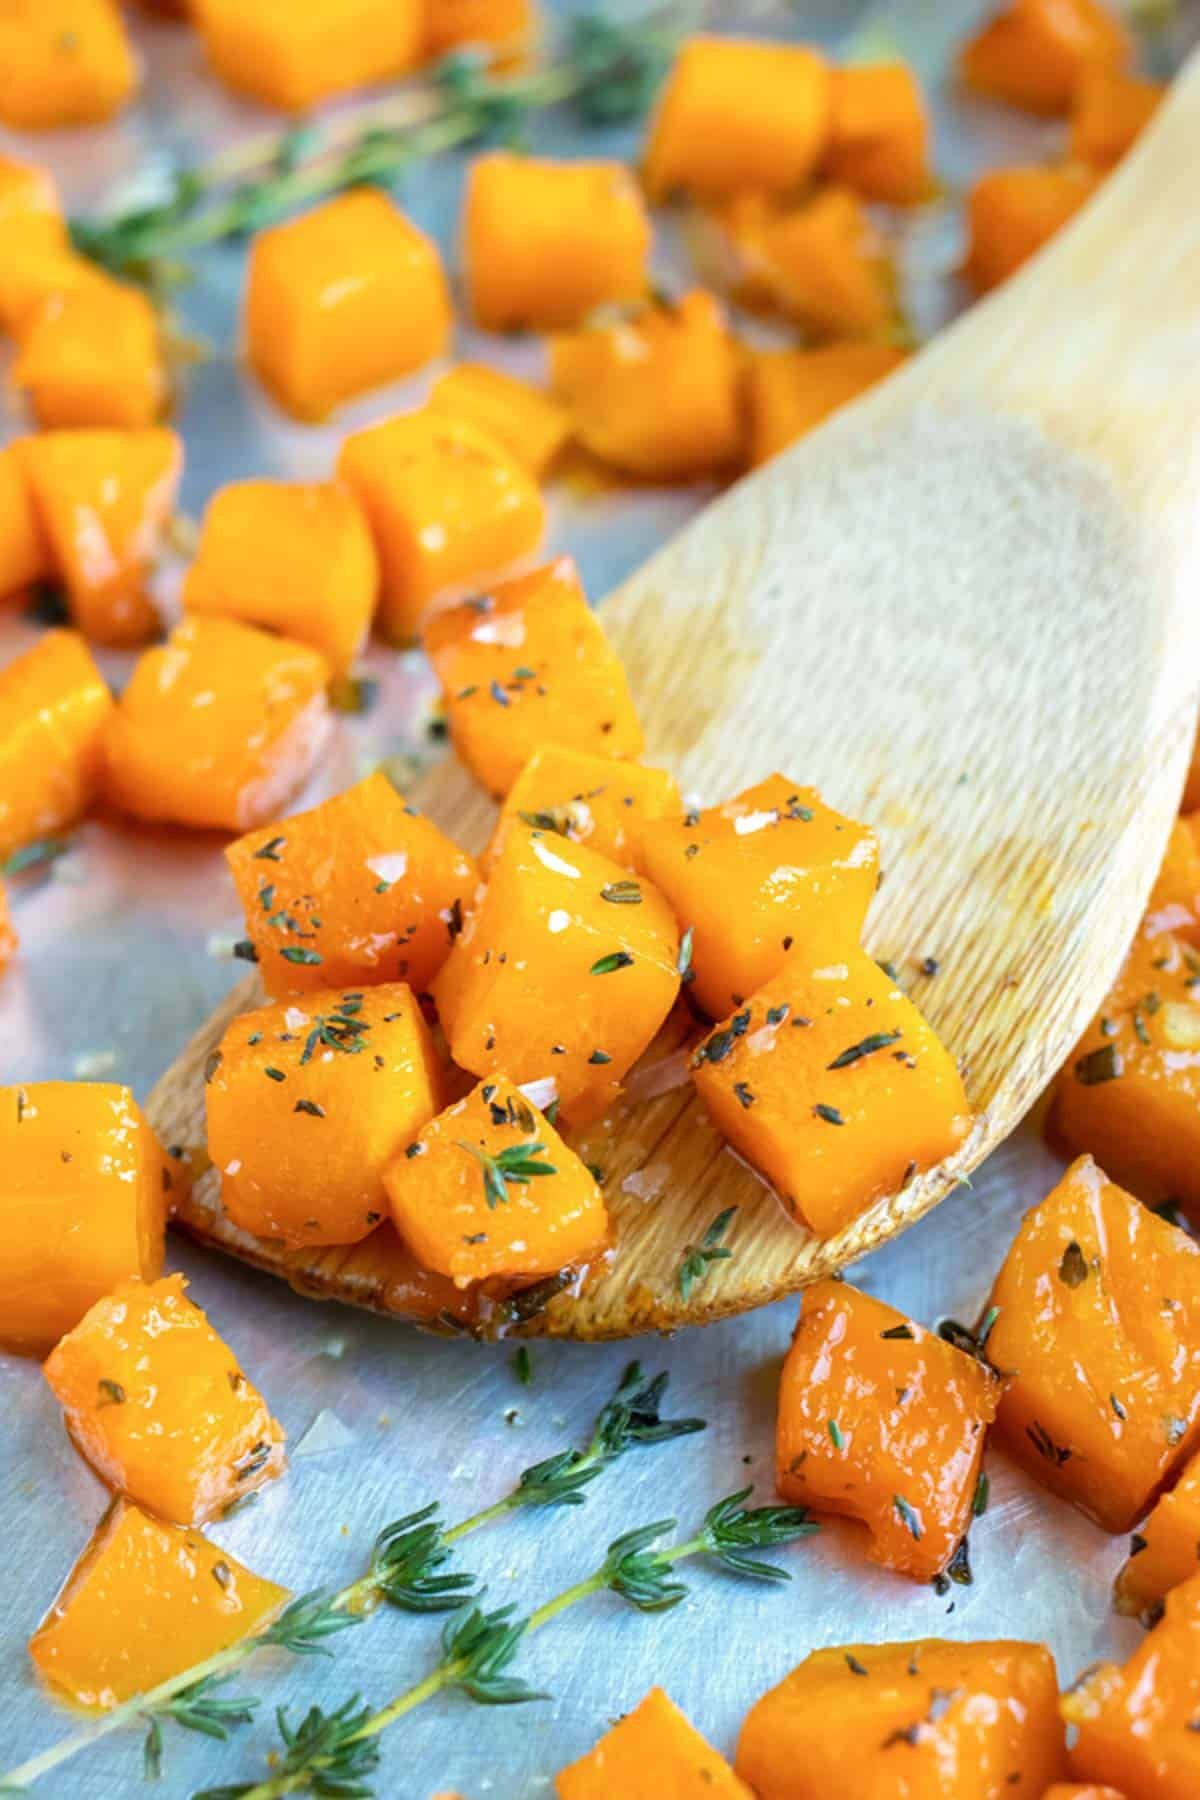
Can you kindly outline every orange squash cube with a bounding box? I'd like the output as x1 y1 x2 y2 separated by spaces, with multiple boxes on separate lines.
737 1638 1066 1798
337 408 545 645
226 772 478 1000
19 427 181 646
208 981 442 1247
30 1500 288 1710
423 0 536 61
550 291 743 482
0 1082 168 1358
1063 1568 1200 1799
1115 1450 1200 1623
44 1273 285 1524
0 0 139 128
193 0 422 111
1183 725 1200 812
556 1686 750 1798
692 948 973 1239
825 61 931 204
245 191 451 422
985 1155 1200 1532
744 343 908 466
463 151 651 331
0 879 16 968
1070 65 1164 167
1144 816 1200 946
638 774 879 1018
0 153 66 254
384 1076 607 1288
12 284 166 430
776 1279 1000 1582
486 747 680 876
428 363 572 478
424 557 644 797
0 243 120 340
432 826 680 1125
0 440 50 601
717 188 895 340
182 480 378 676
643 36 832 201
959 0 1130 116
963 167 1101 292
103 616 331 833
0 628 111 860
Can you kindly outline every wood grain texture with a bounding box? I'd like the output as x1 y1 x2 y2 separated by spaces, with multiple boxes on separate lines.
148 55 1200 1338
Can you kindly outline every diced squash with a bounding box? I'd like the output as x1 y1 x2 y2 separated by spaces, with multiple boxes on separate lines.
245 190 451 421
1183 724 1200 812
985 1154 1200 1532
0 628 111 859
959 0 1130 116
549 291 742 482
423 0 536 61
181 480 378 676
337 407 545 645
103 617 331 833
12 284 166 430
44 1273 285 1524
963 167 1101 292
432 826 680 1125
713 188 895 340
0 440 50 601
1144 815 1200 946
19 427 182 646
0 879 15 968
744 343 908 466
428 364 572 478
0 153 66 254
29 1500 288 1710
0 0 139 128
208 981 442 1247
1114 1450 1200 1623
385 1076 607 1288
192 0 422 111
424 557 644 797
643 36 832 200
1063 1568 1200 1798
776 1278 999 1582
638 774 879 1017
1070 66 1164 167
0 1082 168 1358
556 1686 750 1798
737 1638 1066 1798
825 61 931 204
225 772 478 1000
0 243 119 340
692 947 973 1239
463 151 651 331
486 746 680 875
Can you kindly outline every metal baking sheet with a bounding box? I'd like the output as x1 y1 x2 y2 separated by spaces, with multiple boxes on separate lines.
2 2 1195 1793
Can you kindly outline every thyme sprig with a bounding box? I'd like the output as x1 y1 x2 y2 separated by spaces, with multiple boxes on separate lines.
456 1138 557 1210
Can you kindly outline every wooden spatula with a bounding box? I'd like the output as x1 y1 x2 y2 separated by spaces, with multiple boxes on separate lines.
148 58 1200 1339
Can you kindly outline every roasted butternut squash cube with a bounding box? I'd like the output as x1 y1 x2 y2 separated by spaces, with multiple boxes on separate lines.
1070 66 1164 167
738 1638 1065 1799
19 427 181 646
424 0 535 59
959 0 1129 116
424 557 644 798
1144 816 1200 946
643 36 832 200
0 440 50 602
1063 1568 1200 1799
428 363 571 478
0 879 16 968
776 1279 999 1582
0 0 139 128
744 343 908 466
985 1155 1200 1532
550 291 742 482
963 167 1100 292
486 747 680 875
245 191 451 422
556 1686 750 1798
638 774 878 1018
182 480 378 676
44 1273 285 1524
193 0 422 111
0 243 119 340
1114 1450 1200 1623
226 772 478 1000
0 1082 168 1358
692 949 973 1239
338 408 545 645
825 61 930 204
0 629 111 857
463 152 651 331
715 188 895 341
208 981 442 1247
432 826 680 1125
29 1500 288 1710
12 284 166 430
104 616 330 833
0 153 66 254
384 1076 607 1287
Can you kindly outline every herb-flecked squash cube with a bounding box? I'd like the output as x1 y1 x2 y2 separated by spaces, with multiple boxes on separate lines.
207 981 443 1248
193 0 422 112
959 0 1130 117
12 285 166 430
485 746 680 876
0 628 111 859
0 0 139 129
825 61 931 204
984 1155 1200 1533
744 343 908 466
44 1273 285 1525
1114 1448 1200 1624
556 1686 751 1798
711 189 895 341
1069 66 1163 167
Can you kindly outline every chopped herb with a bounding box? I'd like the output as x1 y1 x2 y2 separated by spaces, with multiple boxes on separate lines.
253 837 285 861
1110 1393 1127 1421
1027 1420 1072 1466
766 1003 789 1025
489 679 510 707
204 1051 223 1084
2 837 70 879
972 1472 989 1517
590 951 634 975
677 1206 737 1302
845 1653 868 1676
588 1049 612 1065
677 926 695 983
280 946 323 966
600 881 642 904
458 1139 557 1209
919 956 940 977
212 1560 233 1589
877 959 900 982
695 1011 751 1066
513 1346 533 1386
1133 1010 1151 1046
733 1081 755 1108
893 1494 922 1540
1129 1532 1147 1557
881 1323 915 1341
519 808 571 835
813 1103 845 1125
827 1420 845 1450
294 1099 325 1117
1058 1241 1089 1288
1074 1045 1122 1085
263 1067 286 1083
97 1379 126 1407
827 1030 902 1070
232 939 259 962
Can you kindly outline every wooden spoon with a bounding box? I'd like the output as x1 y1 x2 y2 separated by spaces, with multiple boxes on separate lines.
149 61 1200 1339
